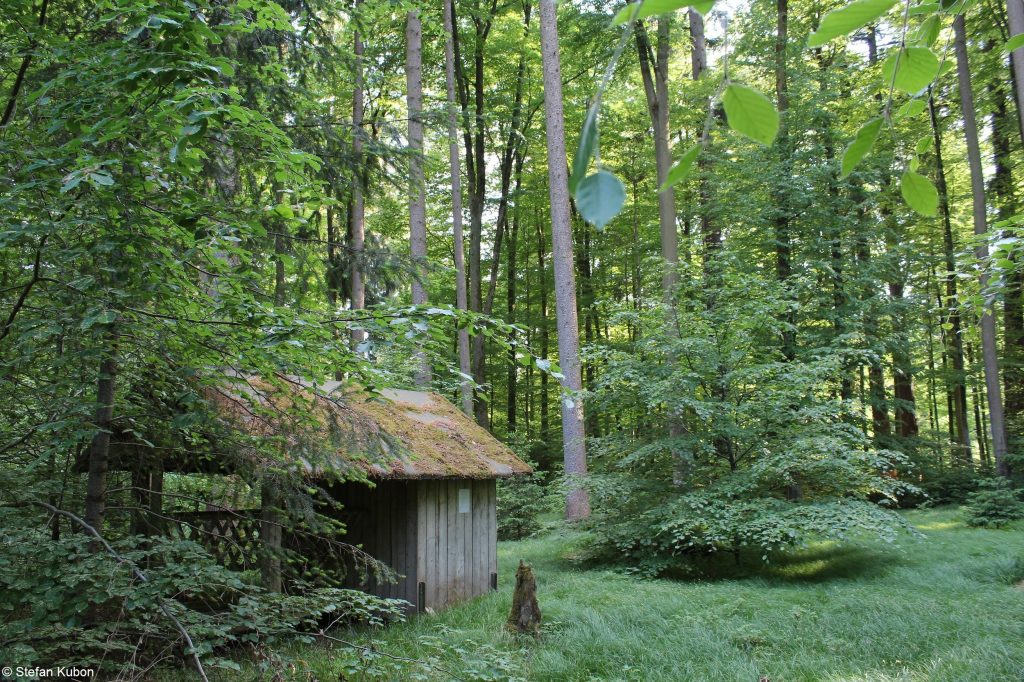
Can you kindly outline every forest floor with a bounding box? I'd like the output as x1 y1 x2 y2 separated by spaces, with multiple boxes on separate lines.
162 507 1024 681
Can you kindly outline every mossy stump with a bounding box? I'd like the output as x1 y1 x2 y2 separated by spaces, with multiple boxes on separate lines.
506 560 541 636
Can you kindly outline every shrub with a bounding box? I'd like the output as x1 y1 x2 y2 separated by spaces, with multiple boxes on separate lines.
0 524 406 677
964 479 1024 528
920 468 986 505
497 464 548 541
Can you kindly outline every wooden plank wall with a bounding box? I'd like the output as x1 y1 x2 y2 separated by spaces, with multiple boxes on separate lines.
416 478 497 612
328 477 497 613
329 480 419 608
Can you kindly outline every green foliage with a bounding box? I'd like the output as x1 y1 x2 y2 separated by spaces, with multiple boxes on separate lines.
497 472 550 542
965 479 1024 528
580 269 917 574
920 468 986 505
0 523 406 675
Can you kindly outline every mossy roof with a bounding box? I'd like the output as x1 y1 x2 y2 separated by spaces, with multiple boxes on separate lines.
211 378 532 480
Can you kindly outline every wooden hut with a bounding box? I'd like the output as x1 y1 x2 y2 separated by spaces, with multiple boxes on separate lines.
84 378 531 614
318 385 532 612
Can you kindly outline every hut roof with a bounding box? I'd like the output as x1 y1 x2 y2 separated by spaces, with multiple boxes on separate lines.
210 379 532 480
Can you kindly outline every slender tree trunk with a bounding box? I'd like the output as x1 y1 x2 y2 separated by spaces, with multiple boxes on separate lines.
84 328 118 534
954 13 1010 476
506 135 527 435
1007 0 1024 140
406 8 431 385
537 214 550 445
443 0 473 415
774 0 796 362
929 89 972 462
635 18 677 294
989 62 1024 449
350 2 366 348
538 0 589 520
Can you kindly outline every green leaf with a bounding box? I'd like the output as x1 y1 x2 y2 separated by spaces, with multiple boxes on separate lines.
576 171 626 229
611 2 642 25
273 203 294 219
634 0 698 21
915 135 932 155
660 144 701 191
908 2 940 15
882 47 940 94
81 310 117 330
841 117 883 178
895 99 926 119
807 0 897 47
89 171 115 186
901 170 939 216
722 84 779 145
912 15 941 47
1003 33 1024 53
569 108 599 195
690 0 715 14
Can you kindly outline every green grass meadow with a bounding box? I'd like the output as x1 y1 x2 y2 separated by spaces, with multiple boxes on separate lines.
164 507 1024 681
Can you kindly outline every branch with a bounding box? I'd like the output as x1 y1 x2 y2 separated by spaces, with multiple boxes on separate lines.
0 234 48 343
31 501 211 682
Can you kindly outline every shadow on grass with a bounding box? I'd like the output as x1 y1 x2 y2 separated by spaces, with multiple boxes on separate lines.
657 543 901 585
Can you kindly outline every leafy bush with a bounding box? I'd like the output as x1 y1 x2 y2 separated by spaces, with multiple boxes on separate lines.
964 479 1024 528
920 468 986 505
581 268 919 575
0 524 406 677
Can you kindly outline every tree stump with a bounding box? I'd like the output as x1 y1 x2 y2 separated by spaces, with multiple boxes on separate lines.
506 560 541 636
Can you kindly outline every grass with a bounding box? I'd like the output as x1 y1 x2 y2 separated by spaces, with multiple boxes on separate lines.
162 507 1024 681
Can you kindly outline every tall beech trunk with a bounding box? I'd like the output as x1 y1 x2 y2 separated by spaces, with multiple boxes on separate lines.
443 0 473 416
538 0 589 521
775 0 796 362
637 16 687 482
989 63 1024 447
84 328 118 534
929 89 972 462
635 17 677 294
536 215 550 444
407 8 431 385
507 142 525 434
350 2 366 347
453 0 495 426
954 13 1010 475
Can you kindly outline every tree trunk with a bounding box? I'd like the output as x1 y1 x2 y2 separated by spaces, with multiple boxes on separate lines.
774 0 796 362
407 8 431 385
989 58 1024 451
538 0 589 520
635 18 677 294
84 328 117 534
929 89 972 462
954 13 1010 476
507 144 525 434
537 214 550 445
350 2 366 348
443 0 473 416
